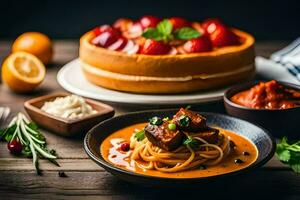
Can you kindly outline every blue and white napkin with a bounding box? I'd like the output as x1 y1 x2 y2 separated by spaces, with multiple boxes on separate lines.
255 38 300 84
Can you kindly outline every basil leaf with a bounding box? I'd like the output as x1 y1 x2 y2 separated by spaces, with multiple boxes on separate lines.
183 136 198 148
174 27 201 40
134 129 145 141
149 117 163 126
178 115 190 127
142 28 165 41
157 19 173 35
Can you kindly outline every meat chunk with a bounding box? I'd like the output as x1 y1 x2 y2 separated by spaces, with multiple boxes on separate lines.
144 122 184 151
173 108 207 132
192 127 219 144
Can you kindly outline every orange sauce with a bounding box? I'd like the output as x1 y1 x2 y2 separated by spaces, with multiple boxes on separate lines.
100 123 258 178
231 80 300 109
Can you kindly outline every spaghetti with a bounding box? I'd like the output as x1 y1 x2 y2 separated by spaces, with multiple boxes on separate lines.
129 129 231 173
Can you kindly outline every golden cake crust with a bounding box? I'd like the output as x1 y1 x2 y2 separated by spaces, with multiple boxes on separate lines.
79 28 255 94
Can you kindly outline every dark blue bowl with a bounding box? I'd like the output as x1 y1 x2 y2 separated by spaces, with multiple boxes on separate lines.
84 109 275 186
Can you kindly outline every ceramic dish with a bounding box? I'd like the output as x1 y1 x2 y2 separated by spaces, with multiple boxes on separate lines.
57 59 232 105
224 81 300 139
84 109 275 186
24 93 115 137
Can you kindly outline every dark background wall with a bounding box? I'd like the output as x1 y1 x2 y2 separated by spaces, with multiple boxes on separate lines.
1 0 299 41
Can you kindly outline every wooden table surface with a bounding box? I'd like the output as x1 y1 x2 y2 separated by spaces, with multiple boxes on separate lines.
0 41 299 200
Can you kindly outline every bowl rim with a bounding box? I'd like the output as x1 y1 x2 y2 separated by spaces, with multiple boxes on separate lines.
84 108 276 181
24 92 115 124
224 80 300 112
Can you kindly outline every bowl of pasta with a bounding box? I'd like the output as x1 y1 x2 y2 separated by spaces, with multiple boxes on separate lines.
84 108 275 186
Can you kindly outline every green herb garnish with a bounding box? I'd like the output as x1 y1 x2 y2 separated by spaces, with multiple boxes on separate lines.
0 113 59 174
183 136 198 148
276 137 300 173
174 27 201 40
167 123 176 131
134 129 145 141
149 116 163 126
142 19 200 42
178 115 190 127
162 117 169 122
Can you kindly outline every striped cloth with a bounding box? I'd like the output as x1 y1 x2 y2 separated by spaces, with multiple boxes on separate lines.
255 38 300 83
270 38 300 81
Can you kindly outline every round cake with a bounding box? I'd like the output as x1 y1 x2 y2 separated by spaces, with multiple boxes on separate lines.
79 16 255 94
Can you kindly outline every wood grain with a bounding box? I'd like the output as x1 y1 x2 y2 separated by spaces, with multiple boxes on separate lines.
0 156 288 171
0 170 299 199
0 41 297 199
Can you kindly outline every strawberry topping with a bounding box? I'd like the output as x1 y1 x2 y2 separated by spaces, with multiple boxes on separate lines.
107 37 128 51
183 36 213 53
125 22 143 39
169 17 190 30
113 18 133 32
91 28 120 48
140 15 160 29
140 39 171 55
202 18 223 35
92 25 115 36
210 26 240 47
90 17 244 55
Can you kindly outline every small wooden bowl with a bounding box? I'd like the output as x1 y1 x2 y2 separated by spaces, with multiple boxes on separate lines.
24 93 115 137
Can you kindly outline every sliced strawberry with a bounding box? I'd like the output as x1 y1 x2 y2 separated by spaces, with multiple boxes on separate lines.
122 40 135 52
127 44 139 54
113 18 133 32
202 18 223 35
140 39 171 55
92 25 114 36
169 17 190 30
183 36 213 53
168 47 178 55
140 15 160 29
107 37 128 51
91 29 120 48
191 22 205 35
125 22 143 39
210 26 240 47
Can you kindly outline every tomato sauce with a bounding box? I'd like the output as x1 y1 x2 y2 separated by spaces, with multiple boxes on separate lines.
231 80 300 110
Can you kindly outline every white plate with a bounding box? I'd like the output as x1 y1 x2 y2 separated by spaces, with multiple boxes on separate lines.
57 59 229 105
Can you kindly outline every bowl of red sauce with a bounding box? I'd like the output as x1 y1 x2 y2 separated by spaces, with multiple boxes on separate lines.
224 80 300 138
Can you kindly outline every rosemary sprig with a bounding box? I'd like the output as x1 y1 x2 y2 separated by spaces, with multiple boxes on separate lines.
0 112 59 174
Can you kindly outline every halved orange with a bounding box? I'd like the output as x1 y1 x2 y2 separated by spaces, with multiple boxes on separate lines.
2 52 46 93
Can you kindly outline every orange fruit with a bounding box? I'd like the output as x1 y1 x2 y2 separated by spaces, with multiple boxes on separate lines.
2 52 46 93
12 32 53 65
